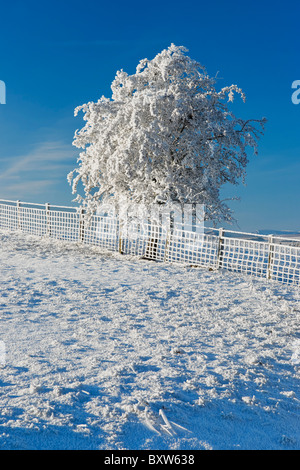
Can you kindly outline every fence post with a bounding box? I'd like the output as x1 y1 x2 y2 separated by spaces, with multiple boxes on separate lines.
164 230 171 262
79 208 85 242
16 200 21 230
45 203 51 237
217 228 224 269
118 220 123 254
267 235 274 280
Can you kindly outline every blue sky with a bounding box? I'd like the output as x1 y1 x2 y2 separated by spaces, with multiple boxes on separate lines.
0 0 299 232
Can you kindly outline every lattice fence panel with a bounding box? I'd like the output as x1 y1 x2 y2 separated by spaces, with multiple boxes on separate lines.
165 230 219 268
0 199 299 287
270 243 300 285
219 237 270 278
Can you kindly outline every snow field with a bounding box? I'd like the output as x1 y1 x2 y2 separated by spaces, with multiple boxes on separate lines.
0 230 299 450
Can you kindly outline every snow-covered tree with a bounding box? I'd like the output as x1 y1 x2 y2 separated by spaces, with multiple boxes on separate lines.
68 44 266 222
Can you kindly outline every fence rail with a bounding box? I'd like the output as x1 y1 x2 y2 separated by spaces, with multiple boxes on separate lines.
0 199 299 286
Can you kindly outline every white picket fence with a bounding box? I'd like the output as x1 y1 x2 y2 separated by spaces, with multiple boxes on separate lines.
0 199 299 286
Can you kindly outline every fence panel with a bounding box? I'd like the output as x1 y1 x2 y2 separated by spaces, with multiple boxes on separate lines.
166 229 219 268
18 206 47 236
84 213 119 252
270 243 300 285
47 208 80 242
0 202 18 231
119 221 168 260
219 237 270 278
0 199 299 287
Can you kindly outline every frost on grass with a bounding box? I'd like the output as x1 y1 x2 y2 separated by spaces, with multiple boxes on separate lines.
0 230 299 450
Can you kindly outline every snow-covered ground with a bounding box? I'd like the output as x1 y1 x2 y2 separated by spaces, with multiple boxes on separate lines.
0 229 299 450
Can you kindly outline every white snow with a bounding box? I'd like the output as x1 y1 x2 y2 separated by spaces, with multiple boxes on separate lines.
0 229 299 450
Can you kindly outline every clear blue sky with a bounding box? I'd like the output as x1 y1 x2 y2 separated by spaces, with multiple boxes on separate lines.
0 0 299 232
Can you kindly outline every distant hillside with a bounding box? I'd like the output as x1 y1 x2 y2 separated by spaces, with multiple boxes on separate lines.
257 229 300 238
